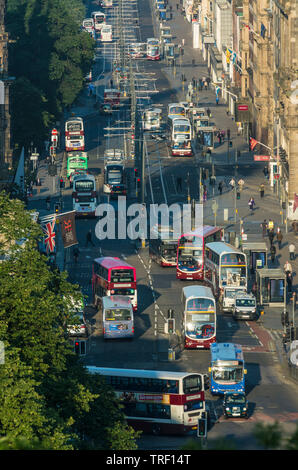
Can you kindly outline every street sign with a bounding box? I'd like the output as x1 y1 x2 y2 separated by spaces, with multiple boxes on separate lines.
30 155 39 161
238 104 248 111
254 155 271 161
51 128 58 135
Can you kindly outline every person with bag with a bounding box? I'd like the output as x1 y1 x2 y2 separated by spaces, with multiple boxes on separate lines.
270 244 276 264
276 228 283 250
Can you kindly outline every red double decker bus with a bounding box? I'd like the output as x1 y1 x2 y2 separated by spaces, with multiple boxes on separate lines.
92 257 137 311
176 226 223 280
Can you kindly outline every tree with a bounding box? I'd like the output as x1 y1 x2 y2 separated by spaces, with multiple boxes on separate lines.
0 193 139 449
253 421 283 450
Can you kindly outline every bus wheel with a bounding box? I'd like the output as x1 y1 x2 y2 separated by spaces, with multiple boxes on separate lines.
152 424 161 436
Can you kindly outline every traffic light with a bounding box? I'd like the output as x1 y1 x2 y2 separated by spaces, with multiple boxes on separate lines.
54 202 60 213
167 318 175 334
137 177 141 188
197 417 207 437
74 340 86 355
134 168 138 178
229 140 233 147
227 129 230 140
236 188 241 199
59 178 64 189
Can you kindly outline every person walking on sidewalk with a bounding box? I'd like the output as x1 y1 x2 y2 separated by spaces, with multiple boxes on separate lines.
218 181 223 195
289 243 295 260
73 246 80 264
259 183 265 198
198 78 203 91
46 196 51 211
85 229 95 247
270 244 276 264
260 219 268 238
268 229 275 247
276 228 283 250
176 176 182 192
248 197 255 212
286 272 293 294
229 178 235 190
216 95 219 105
263 165 269 180
284 260 293 275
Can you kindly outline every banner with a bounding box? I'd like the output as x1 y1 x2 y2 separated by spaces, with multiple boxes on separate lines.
59 211 78 248
293 193 298 213
249 137 258 151
42 220 56 253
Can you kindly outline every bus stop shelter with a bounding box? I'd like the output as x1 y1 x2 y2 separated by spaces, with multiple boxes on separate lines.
242 242 268 272
256 268 286 308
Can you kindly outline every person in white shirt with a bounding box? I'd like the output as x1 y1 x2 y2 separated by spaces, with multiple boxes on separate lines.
284 261 292 274
289 243 295 261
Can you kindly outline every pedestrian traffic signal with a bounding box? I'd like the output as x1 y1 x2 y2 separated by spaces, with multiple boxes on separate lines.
137 177 141 188
134 168 138 178
236 190 241 200
197 417 207 437
229 140 233 147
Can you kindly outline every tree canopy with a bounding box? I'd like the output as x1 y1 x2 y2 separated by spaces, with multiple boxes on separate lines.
6 0 95 150
0 193 139 449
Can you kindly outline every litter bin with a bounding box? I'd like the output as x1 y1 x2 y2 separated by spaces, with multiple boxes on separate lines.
168 348 175 361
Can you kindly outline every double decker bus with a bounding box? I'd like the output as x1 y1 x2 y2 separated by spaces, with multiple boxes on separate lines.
92 257 137 311
167 103 186 120
65 117 85 152
209 343 247 394
102 296 134 339
170 118 192 156
103 161 126 197
82 18 94 36
100 24 112 42
204 242 247 298
103 89 120 108
91 11 106 31
146 38 160 60
72 173 97 217
177 226 223 280
182 285 216 349
142 107 162 131
66 152 88 179
129 42 146 59
87 367 206 435
149 226 179 267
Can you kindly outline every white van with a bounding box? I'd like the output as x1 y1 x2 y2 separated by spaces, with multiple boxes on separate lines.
100 24 112 42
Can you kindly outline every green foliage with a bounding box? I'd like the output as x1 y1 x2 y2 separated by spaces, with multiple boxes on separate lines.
6 0 95 149
0 194 139 449
285 423 298 450
253 421 283 449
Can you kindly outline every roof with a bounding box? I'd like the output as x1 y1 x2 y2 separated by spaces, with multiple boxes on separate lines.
206 241 243 255
73 173 95 182
211 342 244 361
87 366 201 380
66 116 83 122
102 295 132 309
242 242 268 251
257 268 286 279
183 285 214 300
180 225 221 238
173 118 191 125
93 256 135 270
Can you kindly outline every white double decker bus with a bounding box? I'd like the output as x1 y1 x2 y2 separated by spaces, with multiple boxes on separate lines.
72 173 97 217
87 367 206 435
65 117 85 152
170 117 192 156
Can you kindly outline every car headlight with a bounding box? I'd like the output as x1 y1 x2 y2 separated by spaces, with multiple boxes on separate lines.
225 407 230 411
243 407 247 411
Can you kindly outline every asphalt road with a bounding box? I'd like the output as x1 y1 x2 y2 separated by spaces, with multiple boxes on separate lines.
28 0 298 450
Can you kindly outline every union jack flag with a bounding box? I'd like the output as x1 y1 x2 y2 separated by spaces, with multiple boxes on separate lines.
42 220 56 253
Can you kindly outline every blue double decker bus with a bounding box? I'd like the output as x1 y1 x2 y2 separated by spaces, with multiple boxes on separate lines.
209 343 247 394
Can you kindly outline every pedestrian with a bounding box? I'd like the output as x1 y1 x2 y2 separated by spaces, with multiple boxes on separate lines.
292 221 298 235
289 242 295 261
176 176 182 192
276 228 283 250
229 178 235 190
259 183 265 198
202 169 206 182
217 130 222 144
268 219 274 234
238 179 244 192
203 187 207 202
182 38 185 46
248 197 255 211
221 130 226 141
85 229 95 247
268 229 275 247
286 272 293 294
218 181 223 195
270 244 276 264
198 78 203 91
206 76 211 88
204 80 208 90
260 219 268 238
263 165 269 180
284 260 292 275
207 107 211 117
110 78 114 88
73 246 80 264
46 196 51 211
176 3 179 10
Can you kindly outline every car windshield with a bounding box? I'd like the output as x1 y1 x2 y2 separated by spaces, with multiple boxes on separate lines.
236 299 256 307
225 394 246 404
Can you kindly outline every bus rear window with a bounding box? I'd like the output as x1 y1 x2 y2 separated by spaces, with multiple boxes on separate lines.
105 309 131 321
111 270 134 282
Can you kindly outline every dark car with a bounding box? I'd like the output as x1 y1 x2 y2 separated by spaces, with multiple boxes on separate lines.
223 392 248 419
